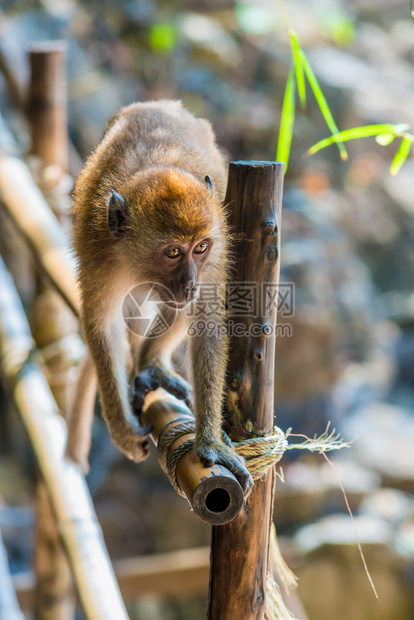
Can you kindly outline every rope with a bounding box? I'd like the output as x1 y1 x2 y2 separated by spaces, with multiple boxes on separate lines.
233 426 289 480
157 418 196 496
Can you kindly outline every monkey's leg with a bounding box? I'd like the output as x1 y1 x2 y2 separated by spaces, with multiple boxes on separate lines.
65 349 97 473
190 320 253 495
84 312 152 463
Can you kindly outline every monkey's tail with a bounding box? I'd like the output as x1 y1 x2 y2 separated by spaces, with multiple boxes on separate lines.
65 349 97 474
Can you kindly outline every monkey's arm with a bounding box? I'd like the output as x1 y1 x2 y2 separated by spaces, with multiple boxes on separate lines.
65 349 97 473
190 314 253 494
83 312 151 462
132 311 193 411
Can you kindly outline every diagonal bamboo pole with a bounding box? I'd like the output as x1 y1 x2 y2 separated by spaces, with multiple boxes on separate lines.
0 257 128 620
207 161 284 619
0 112 80 316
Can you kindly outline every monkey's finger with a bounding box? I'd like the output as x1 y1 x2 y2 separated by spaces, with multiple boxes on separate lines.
137 423 152 436
221 429 233 448
157 373 192 404
134 371 158 395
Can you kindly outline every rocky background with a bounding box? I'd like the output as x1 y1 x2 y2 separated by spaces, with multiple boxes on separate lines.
1 0 414 618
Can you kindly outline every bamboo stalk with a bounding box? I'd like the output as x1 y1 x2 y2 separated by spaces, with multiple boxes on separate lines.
207 161 284 619
0 529 25 620
0 113 79 316
0 257 128 620
142 390 244 525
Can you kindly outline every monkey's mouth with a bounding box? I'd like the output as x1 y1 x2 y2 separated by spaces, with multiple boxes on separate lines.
163 299 191 310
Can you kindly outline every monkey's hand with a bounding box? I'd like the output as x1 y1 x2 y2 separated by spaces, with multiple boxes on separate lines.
110 417 152 463
133 365 193 411
196 436 253 495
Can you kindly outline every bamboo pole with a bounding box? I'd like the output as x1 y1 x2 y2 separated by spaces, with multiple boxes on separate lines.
0 529 25 620
207 161 284 619
0 257 129 620
142 390 244 525
0 112 79 316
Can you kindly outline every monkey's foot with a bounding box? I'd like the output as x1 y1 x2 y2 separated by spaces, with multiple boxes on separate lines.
196 439 253 495
111 423 152 463
132 365 193 411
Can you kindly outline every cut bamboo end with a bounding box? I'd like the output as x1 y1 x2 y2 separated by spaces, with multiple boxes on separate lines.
142 389 244 525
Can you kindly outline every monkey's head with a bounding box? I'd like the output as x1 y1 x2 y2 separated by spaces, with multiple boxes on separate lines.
108 168 227 308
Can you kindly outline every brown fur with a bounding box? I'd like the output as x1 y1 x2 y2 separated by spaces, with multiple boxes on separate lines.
67 101 252 492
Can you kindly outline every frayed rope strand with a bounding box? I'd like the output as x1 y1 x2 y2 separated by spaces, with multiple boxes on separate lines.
233 422 351 481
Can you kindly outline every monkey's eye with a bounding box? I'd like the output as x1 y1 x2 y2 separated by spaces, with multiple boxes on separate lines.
165 246 182 258
193 241 208 254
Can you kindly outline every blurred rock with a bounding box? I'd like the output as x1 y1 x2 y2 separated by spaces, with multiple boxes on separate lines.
275 459 380 527
294 514 414 620
343 403 414 490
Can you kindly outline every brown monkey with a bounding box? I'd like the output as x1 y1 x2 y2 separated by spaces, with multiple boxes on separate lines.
68 100 252 493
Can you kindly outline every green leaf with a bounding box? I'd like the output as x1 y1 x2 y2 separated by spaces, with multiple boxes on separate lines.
276 64 296 172
390 137 412 175
375 133 395 146
149 23 178 53
300 50 348 160
289 31 306 110
308 124 400 155
318 11 355 47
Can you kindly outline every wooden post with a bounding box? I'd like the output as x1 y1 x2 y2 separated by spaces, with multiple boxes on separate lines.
28 42 68 179
207 161 284 619
27 43 76 620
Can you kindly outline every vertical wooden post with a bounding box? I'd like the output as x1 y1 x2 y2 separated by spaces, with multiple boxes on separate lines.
27 42 76 620
207 161 284 619
28 42 68 179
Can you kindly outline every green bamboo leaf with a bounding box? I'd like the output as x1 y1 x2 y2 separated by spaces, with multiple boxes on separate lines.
375 133 395 146
289 31 306 110
276 64 296 172
390 137 412 175
300 50 348 160
308 124 400 155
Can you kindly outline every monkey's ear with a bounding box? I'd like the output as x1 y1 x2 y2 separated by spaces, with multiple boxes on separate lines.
204 175 213 195
108 190 128 238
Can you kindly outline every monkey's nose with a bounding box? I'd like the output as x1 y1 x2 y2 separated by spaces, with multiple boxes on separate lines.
185 280 197 301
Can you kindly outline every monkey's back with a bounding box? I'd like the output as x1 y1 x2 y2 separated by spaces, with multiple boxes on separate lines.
73 100 227 218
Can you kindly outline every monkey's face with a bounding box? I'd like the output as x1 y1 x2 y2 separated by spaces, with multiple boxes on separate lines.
152 237 213 308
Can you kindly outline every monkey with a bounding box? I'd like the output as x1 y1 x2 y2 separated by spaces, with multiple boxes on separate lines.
66 100 253 493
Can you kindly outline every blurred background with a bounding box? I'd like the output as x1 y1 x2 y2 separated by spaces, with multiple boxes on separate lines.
1 0 414 618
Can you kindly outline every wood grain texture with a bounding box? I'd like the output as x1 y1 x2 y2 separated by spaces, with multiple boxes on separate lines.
208 161 284 620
